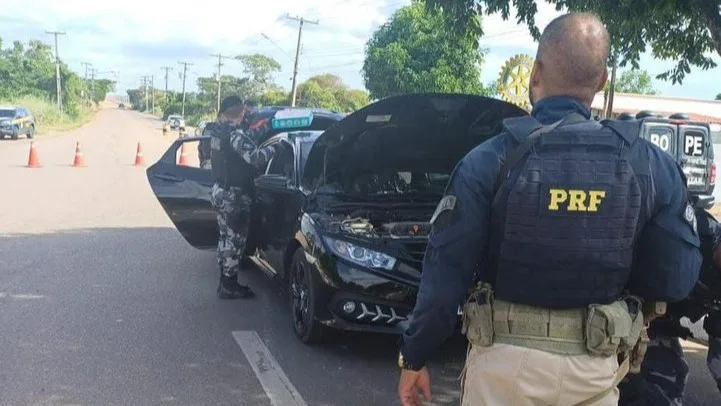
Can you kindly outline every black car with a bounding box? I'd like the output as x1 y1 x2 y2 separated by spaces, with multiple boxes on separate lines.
147 94 527 343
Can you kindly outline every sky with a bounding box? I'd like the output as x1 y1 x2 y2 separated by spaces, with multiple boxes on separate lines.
0 0 719 100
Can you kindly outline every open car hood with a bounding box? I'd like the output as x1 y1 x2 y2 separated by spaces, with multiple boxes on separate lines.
302 93 529 187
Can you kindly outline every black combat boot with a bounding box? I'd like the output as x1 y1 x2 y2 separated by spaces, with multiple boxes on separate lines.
217 273 255 299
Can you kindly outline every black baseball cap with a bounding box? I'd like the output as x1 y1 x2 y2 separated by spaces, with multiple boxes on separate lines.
219 96 243 114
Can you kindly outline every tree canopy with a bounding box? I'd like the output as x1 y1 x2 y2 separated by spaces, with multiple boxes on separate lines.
297 74 369 112
126 54 368 125
0 37 111 116
716 93 721 100
426 0 721 85
605 69 657 94
362 0 491 99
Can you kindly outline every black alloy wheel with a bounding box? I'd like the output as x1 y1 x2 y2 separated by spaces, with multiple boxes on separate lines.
27 125 34 139
289 248 326 344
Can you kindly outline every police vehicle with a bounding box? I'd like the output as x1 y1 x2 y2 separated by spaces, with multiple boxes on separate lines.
620 111 716 208
0 105 35 140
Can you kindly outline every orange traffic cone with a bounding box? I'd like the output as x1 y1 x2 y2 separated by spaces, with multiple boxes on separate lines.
178 142 189 166
134 142 145 166
72 142 85 167
27 141 41 168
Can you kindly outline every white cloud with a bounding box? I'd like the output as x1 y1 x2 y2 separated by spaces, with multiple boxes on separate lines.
0 0 717 100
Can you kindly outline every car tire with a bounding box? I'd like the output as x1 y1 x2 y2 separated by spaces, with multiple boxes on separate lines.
11 126 19 140
288 248 327 344
26 125 34 139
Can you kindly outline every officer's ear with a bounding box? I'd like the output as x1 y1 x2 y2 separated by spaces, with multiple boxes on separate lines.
596 67 608 93
530 60 542 88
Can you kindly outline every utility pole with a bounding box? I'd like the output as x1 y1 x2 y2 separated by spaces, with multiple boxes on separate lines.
81 62 91 104
45 30 66 111
178 61 193 117
210 53 232 115
89 68 98 105
286 15 318 107
150 75 155 114
140 75 151 112
161 66 172 103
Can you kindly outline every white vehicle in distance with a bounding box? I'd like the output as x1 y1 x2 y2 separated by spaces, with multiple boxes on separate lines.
166 115 186 131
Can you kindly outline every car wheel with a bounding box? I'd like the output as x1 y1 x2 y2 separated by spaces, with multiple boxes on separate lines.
289 248 327 344
11 126 19 140
26 125 34 139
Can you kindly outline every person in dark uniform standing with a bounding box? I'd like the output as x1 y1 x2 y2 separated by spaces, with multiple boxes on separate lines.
207 96 278 299
618 206 721 405
397 12 702 406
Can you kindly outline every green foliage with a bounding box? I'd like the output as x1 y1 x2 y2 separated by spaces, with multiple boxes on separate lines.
425 0 721 85
0 37 96 131
297 74 370 112
716 93 721 100
605 69 657 94
362 0 488 99
129 51 368 125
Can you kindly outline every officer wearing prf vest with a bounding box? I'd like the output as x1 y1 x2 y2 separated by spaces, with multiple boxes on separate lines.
207 96 278 299
397 12 702 406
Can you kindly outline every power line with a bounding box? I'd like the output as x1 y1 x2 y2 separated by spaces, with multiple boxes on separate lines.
178 61 193 117
286 14 318 107
45 30 66 111
210 53 232 115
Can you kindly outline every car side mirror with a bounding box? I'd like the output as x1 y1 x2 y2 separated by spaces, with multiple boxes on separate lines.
255 174 290 190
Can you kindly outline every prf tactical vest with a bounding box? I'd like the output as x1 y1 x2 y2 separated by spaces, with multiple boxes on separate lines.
488 114 648 308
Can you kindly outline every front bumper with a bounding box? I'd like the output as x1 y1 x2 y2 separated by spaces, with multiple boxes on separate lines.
312 260 418 335
0 125 17 135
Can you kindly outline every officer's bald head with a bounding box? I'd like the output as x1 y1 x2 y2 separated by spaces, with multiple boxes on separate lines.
530 12 610 106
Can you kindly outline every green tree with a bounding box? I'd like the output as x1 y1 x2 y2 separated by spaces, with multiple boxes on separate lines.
0 36 90 118
297 74 369 112
716 93 721 100
425 0 720 84
362 0 487 99
235 54 282 99
605 69 657 94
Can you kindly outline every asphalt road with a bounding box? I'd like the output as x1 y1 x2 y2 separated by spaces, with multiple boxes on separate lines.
1 107 719 406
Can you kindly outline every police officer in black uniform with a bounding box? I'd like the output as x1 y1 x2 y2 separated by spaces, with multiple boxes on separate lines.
397 12 702 406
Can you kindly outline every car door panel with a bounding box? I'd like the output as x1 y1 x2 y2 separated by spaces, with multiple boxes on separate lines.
254 141 306 274
146 137 217 249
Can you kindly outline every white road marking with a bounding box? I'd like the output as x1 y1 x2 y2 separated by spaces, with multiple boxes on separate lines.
232 330 307 406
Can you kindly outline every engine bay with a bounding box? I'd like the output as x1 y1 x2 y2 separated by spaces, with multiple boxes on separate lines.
321 208 433 239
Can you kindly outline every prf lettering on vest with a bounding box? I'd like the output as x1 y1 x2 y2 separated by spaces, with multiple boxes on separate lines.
548 189 606 212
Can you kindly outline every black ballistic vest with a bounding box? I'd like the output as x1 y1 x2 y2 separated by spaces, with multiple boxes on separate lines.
209 123 253 189
489 115 646 308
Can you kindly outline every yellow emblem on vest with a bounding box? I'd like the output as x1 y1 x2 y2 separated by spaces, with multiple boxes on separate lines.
548 189 606 212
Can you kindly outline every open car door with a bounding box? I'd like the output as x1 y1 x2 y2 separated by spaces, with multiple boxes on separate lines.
146 136 217 249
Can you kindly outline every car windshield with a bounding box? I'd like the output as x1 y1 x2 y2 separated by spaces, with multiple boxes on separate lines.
0 109 15 118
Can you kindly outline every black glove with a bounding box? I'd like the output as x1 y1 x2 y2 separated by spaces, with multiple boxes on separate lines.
705 311 721 337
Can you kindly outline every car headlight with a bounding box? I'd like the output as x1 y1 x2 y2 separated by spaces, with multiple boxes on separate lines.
324 236 397 271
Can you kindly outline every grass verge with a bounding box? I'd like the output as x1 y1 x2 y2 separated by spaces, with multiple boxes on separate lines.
1 95 98 135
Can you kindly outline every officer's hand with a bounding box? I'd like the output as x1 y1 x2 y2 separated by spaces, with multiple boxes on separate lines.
398 367 431 406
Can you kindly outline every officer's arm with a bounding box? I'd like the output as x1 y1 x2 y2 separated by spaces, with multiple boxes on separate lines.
230 132 278 168
630 149 702 302
245 144 278 168
400 141 501 368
